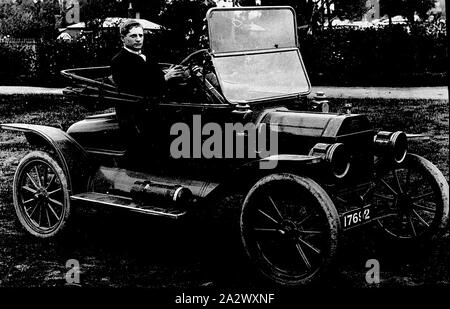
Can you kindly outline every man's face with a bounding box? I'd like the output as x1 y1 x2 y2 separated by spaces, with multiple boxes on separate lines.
122 26 144 51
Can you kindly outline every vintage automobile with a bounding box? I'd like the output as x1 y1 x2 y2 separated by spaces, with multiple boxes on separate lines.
1 6 448 286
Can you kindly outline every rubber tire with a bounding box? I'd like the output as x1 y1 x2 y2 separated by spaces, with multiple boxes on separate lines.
240 173 340 286
374 154 449 242
13 150 71 238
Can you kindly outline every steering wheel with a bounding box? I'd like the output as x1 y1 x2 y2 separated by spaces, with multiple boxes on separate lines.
169 49 222 103
177 49 209 67
163 50 211 99
178 49 212 75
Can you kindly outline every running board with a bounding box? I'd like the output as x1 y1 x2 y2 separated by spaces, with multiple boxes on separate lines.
70 192 187 219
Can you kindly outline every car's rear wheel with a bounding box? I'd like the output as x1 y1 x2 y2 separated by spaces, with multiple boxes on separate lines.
13 151 71 238
373 154 449 241
240 173 340 286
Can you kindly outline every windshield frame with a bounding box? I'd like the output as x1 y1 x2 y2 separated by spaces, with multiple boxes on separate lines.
206 6 299 55
206 6 311 104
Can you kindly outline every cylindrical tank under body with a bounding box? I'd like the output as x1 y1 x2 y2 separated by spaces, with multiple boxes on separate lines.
89 166 220 203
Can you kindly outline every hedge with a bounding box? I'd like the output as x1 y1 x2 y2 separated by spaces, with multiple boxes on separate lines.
0 40 38 85
299 23 448 86
0 23 447 87
35 34 122 87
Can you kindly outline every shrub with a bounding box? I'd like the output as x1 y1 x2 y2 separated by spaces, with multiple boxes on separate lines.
35 33 122 87
0 40 38 85
0 0 60 39
300 22 448 86
0 21 447 87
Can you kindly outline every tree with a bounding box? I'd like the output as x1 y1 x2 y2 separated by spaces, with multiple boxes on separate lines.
380 0 437 23
0 0 60 38
334 0 368 20
239 0 369 31
156 0 214 59
134 0 165 21
80 0 121 25
403 0 437 21
239 0 315 26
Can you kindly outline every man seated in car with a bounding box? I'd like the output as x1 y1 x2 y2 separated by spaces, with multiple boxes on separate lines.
112 19 184 130
111 19 184 163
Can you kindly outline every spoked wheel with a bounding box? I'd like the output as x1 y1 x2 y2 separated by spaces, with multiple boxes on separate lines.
13 151 71 238
240 173 340 286
373 154 449 241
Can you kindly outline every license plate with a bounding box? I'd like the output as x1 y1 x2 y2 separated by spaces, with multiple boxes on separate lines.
341 205 373 230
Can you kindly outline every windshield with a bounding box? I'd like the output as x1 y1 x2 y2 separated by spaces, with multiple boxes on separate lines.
207 7 310 103
208 7 297 53
213 50 310 103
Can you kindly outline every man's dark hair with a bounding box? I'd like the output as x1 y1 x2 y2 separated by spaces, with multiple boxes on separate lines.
120 19 143 37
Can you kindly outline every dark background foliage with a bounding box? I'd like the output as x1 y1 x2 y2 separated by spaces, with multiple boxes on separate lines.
1 22 446 87
380 0 438 22
0 0 447 87
300 23 447 86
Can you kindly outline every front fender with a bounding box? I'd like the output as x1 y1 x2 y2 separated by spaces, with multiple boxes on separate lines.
242 154 323 171
1 123 91 194
225 154 324 189
199 154 325 205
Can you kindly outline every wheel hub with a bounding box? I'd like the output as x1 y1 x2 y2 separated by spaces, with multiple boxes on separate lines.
397 194 412 213
280 220 298 238
35 188 49 201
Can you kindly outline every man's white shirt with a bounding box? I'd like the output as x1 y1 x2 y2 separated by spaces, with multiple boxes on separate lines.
124 46 146 61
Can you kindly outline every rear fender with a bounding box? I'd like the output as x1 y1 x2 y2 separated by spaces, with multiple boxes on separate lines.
1 123 92 194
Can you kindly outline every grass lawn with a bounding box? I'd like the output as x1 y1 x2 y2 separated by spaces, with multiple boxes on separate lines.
332 98 448 181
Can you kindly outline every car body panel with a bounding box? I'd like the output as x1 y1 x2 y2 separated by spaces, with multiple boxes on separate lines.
67 112 125 152
89 166 221 200
0 123 91 194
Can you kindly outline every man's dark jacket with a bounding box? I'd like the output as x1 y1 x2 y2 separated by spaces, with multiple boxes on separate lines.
111 48 166 98
111 48 167 152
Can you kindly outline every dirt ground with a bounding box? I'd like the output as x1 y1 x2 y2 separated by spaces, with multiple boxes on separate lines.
0 95 448 290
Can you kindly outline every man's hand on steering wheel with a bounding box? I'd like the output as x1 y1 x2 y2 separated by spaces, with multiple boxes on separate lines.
190 65 203 77
164 65 186 82
165 50 210 88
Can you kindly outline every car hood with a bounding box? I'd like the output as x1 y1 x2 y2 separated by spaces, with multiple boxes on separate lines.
260 110 373 139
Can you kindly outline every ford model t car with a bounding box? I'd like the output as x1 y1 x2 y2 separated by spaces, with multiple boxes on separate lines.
1 7 448 286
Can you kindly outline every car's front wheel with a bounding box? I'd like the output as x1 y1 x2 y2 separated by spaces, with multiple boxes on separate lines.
372 154 449 241
13 151 71 238
240 173 340 286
